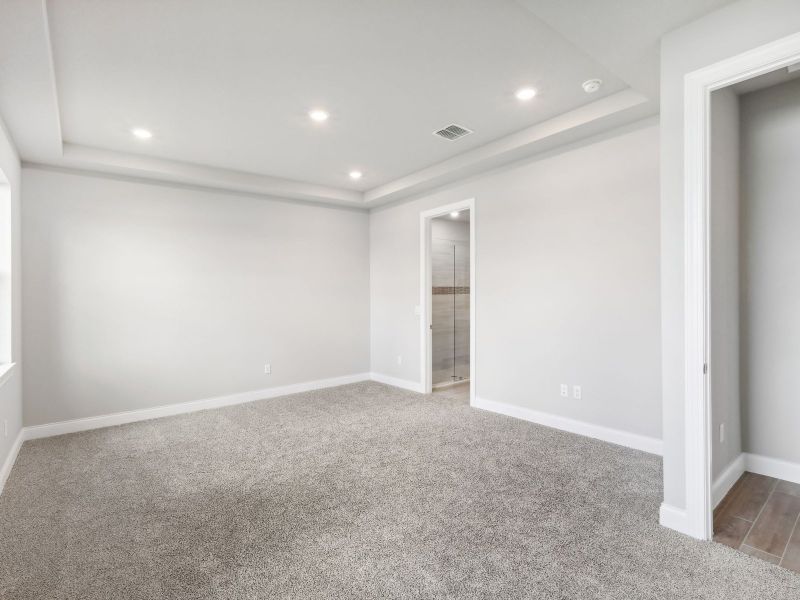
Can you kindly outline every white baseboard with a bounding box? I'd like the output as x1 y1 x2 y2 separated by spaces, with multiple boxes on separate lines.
659 503 691 536
711 452 800 509
712 454 746 508
746 452 800 486
369 372 424 393
23 372 372 441
472 396 663 455
0 429 24 496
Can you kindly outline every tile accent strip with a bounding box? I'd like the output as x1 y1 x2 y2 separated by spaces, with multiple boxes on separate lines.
432 286 470 295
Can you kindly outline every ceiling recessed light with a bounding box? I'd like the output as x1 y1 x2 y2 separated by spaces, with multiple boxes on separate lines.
515 87 537 101
349 170 363 180
582 79 603 94
309 109 329 122
450 211 460 218
131 128 152 140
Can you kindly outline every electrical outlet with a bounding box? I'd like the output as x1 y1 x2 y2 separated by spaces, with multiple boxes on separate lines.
720 423 725 443
573 385 582 400
560 384 569 398
397 355 403 365
264 363 271 375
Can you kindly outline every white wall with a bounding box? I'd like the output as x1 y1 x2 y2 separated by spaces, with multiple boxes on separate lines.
0 115 22 476
371 121 662 440
660 0 800 510
22 168 370 426
739 77 800 465
709 87 742 480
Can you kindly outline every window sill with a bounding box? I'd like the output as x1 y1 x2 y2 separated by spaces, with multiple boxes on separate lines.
0 362 16 390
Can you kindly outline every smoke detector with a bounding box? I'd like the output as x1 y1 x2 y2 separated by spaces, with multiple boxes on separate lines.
433 124 473 141
582 79 603 94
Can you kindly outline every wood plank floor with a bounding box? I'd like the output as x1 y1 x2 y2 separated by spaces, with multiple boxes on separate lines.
714 471 800 573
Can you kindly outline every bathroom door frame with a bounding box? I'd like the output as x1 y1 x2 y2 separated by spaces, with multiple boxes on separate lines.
419 198 476 405
679 31 800 541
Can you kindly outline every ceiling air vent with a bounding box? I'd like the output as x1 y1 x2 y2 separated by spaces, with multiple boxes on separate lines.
433 124 473 141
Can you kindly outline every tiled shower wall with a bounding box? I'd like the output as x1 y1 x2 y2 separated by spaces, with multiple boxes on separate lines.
431 217 470 385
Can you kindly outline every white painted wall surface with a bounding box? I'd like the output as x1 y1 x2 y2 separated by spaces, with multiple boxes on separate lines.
709 87 742 480
739 78 800 464
371 121 662 440
22 168 370 426
0 116 22 477
659 0 800 509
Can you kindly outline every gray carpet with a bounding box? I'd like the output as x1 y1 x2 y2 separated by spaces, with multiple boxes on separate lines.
0 381 798 599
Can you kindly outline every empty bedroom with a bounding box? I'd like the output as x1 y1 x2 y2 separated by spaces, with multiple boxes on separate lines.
0 1 799 598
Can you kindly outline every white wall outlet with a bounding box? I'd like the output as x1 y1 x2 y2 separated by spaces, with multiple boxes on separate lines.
397 355 403 365
264 363 271 375
573 385 582 400
414 305 421 316
560 384 569 397
719 423 725 443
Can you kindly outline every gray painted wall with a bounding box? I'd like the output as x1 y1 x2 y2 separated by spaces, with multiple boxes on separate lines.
660 0 800 509
709 87 742 480
22 168 370 426
739 78 800 464
0 117 22 472
371 121 661 439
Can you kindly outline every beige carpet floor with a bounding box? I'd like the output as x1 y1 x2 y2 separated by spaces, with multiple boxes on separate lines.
1 381 798 599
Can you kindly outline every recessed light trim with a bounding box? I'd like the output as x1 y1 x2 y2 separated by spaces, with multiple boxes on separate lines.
309 109 329 122
349 170 363 180
450 211 460 218
515 87 537 101
131 128 153 140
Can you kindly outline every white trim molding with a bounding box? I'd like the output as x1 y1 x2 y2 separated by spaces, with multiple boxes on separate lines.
0 429 24 496
369 372 425 394
473 396 663 456
23 373 371 441
711 453 800 510
0 362 16 390
419 198 476 406
681 31 800 541
659 503 691 536
712 454 746 509
746 453 800 486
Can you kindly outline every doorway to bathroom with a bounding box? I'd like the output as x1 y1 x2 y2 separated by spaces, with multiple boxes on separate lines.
419 199 475 405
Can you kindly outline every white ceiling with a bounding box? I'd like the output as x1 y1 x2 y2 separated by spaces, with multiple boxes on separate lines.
49 0 627 190
0 0 737 207
515 0 737 99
